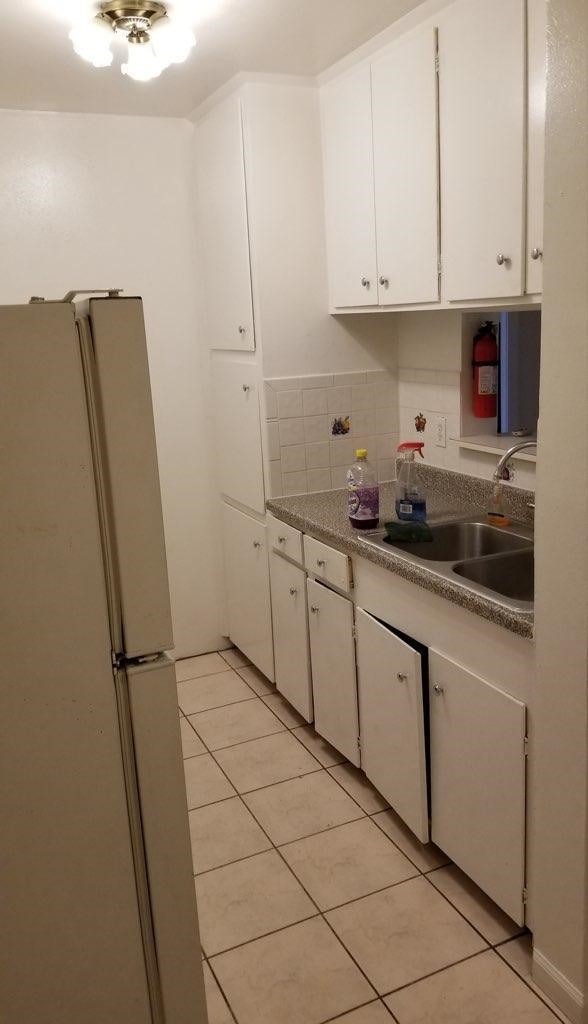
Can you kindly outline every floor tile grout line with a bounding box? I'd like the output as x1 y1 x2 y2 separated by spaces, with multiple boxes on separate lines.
493 942 568 1023
205 954 240 1024
367 810 445 875
176 665 234 684
179 694 258 717
319 998 398 1024
417 869 525 952
204 910 322 960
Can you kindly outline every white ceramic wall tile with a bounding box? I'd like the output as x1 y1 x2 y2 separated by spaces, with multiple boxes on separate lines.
353 436 378 461
306 442 331 469
304 415 330 444
282 471 308 495
269 460 282 497
398 368 416 382
307 468 333 492
351 384 376 410
375 381 397 407
277 390 303 419
281 444 306 473
331 466 348 488
377 434 399 461
268 377 302 391
267 421 280 461
264 383 277 420
376 407 399 434
302 389 328 416
436 370 461 387
367 369 396 383
298 374 334 389
327 386 352 414
336 371 368 386
352 409 376 436
330 437 356 467
279 418 305 446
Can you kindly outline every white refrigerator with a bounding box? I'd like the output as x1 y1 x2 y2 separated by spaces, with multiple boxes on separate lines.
1 296 208 1024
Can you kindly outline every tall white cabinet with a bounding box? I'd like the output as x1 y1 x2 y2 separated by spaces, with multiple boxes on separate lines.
439 0 526 301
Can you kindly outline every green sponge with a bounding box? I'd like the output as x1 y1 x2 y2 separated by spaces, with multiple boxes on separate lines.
383 520 434 544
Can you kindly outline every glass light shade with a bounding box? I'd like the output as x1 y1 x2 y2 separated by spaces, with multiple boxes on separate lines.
69 18 113 67
150 16 196 66
121 37 163 81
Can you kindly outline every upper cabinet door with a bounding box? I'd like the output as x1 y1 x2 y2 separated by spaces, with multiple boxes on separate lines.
372 27 440 306
212 360 265 514
439 0 526 301
321 65 378 309
196 95 255 351
526 0 547 294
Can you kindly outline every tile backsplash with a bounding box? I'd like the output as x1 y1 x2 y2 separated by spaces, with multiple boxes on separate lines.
264 366 535 498
264 371 399 497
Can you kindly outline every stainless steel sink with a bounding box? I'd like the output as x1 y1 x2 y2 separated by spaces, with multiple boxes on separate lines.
453 549 534 603
382 520 530 562
359 516 534 612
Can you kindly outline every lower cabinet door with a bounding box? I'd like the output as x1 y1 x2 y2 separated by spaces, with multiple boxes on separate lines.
307 578 359 766
429 651 526 924
222 503 274 681
355 609 429 842
269 552 313 722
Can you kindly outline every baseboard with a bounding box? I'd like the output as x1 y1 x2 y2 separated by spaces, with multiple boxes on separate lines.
533 948 584 1023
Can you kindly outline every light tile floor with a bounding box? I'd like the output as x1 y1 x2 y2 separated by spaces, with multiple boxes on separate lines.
178 649 571 1024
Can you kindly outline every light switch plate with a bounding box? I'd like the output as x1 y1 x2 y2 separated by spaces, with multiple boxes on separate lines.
435 415 447 448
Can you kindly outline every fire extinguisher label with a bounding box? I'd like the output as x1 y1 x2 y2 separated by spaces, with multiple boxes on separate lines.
478 366 498 395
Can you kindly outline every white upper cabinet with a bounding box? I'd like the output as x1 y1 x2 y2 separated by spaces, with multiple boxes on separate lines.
372 26 440 306
438 0 526 301
321 65 378 309
196 96 255 351
526 0 547 294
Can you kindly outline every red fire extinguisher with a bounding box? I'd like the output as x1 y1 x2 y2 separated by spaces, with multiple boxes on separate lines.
472 321 498 418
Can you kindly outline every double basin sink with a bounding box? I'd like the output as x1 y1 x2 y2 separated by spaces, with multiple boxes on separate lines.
361 517 534 612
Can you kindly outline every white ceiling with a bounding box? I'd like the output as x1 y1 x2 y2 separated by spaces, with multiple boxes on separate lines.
0 0 425 118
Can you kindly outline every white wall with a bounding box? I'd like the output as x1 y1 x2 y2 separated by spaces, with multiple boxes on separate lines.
530 1 588 1019
0 108 225 658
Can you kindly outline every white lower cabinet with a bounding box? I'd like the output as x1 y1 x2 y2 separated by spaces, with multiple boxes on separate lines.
429 651 527 924
221 503 274 681
269 552 313 722
355 609 429 843
307 578 360 766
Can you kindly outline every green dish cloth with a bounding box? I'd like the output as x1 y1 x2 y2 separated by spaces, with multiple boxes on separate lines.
384 520 434 544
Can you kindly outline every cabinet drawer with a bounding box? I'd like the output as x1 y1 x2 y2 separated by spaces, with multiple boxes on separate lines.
267 516 303 566
304 535 352 593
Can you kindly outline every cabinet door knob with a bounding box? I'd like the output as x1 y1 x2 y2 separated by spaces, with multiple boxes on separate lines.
310 605 319 614
379 275 389 287
238 325 246 335
496 253 510 266
361 277 370 288
253 540 261 549
242 384 250 393
530 247 543 261
433 684 444 695
397 672 408 682
289 587 297 596
277 536 286 544
316 559 326 568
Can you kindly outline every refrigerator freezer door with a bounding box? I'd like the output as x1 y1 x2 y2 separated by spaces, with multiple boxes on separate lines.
126 656 208 1024
85 297 174 658
0 303 153 1023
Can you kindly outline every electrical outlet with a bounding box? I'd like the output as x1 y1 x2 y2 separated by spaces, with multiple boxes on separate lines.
435 415 447 448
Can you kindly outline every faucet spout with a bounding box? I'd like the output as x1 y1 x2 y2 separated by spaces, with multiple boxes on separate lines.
493 441 538 482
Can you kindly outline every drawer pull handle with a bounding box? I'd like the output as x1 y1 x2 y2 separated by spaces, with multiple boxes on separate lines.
310 605 319 614
496 253 510 267
277 536 286 543
531 247 543 261
316 559 326 568
397 672 408 682
289 587 297 596
433 684 444 696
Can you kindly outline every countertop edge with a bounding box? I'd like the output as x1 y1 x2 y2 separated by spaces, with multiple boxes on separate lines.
266 498 534 641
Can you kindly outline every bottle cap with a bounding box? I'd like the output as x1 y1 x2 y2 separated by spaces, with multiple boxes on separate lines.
355 448 368 459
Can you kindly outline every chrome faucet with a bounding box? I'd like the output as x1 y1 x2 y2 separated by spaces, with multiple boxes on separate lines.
493 441 537 482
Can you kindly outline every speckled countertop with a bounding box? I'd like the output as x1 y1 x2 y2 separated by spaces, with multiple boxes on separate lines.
267 465 535 639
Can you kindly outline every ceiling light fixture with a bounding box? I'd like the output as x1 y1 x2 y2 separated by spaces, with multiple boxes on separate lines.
69 2 196 82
